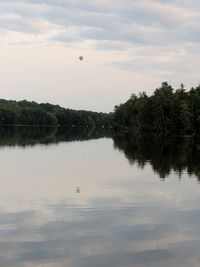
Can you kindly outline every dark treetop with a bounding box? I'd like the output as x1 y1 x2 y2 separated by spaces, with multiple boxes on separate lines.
113 82 200 135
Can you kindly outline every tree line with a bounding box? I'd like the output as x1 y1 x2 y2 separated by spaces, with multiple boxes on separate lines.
113 82 200 135
0 99 112 127
3 82 200 134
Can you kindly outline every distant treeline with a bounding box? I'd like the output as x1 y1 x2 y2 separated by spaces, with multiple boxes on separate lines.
113 82 200 135
0 99 112 127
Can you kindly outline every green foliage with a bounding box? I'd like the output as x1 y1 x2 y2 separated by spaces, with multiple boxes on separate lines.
113 82 200 135
0 99 112 128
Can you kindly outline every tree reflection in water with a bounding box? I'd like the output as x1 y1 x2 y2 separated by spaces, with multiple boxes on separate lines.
1 126 200 181
113 133 200 181
0 126 111 147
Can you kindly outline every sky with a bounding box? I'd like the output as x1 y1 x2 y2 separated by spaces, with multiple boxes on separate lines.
0 0 200 112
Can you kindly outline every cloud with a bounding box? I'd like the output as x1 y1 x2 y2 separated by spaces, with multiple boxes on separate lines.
0 0 199 84
0 0 199 44
0 197 200 267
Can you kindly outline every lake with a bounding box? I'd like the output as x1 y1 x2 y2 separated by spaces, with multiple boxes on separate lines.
0 127 200 267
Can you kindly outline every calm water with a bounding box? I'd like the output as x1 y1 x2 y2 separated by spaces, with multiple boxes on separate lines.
0 127 200 267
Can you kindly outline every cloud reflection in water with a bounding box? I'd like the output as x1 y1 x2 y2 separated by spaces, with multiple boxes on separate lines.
0 128 199 266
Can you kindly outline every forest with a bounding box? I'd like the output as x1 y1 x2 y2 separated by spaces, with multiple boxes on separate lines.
2 82 200 135
113 82 200 135
0 99 112 127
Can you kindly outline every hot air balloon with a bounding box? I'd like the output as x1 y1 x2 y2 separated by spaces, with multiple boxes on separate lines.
79 56 83 61
76 187 80 193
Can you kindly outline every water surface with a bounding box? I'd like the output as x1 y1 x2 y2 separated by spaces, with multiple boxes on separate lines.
0 127 200 267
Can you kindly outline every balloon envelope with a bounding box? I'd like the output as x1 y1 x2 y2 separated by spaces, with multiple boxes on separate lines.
79 56 83 61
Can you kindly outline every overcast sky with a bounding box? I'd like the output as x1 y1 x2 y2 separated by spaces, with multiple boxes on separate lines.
0 0 200 112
